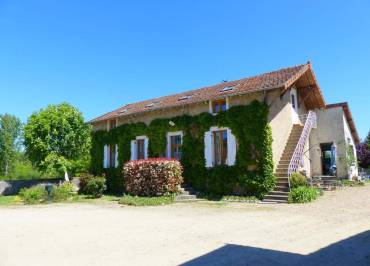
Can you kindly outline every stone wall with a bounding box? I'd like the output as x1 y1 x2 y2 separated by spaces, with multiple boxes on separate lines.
0 178 62 196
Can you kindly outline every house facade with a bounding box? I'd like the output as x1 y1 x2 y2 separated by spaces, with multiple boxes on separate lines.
89 62 359 200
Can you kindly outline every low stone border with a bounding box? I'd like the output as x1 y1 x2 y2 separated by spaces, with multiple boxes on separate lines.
0 179 62 196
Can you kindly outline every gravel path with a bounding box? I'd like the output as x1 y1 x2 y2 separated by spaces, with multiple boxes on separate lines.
0 185 369 266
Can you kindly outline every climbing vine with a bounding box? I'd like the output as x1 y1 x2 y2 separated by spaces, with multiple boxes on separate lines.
90 100 275 198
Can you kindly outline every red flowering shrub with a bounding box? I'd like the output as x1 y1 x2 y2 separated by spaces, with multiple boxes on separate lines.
124 158 183 196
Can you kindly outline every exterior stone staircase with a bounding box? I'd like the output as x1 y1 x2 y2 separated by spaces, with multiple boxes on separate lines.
175 184 199 201
263 124 304 203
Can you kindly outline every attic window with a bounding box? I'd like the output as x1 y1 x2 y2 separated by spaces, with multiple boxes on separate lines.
119 109 127 114
178 94 194 101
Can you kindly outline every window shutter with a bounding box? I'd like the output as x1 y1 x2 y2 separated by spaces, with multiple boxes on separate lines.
103 145 109 168
227 129 237 166
130 140 136 160
144 137 149 159
204 131 213 167
115 144 119 168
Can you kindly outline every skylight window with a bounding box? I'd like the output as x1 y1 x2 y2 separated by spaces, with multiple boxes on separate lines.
220 84 239 92
145 103 155 108
178 94 194 101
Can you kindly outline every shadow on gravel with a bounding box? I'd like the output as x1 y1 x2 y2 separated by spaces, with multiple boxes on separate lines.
181 230 370 266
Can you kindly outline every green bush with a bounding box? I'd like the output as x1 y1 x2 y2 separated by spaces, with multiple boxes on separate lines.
288 186 318 204
124 159 183 196
79 176 106 198
290 172 307 189
118 195 174 206
51 182 75 202
19 185 48 204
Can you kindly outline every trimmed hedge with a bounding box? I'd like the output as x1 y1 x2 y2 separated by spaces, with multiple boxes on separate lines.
91 100 275 198
124 159 183 196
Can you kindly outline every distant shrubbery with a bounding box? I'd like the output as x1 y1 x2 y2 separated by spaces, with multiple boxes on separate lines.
124 159 183 196
18 182 75 204
78 174 106 198
19 185 48 204
51 182 75 202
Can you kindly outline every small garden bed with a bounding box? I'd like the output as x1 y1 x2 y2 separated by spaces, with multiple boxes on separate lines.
118 195 175 206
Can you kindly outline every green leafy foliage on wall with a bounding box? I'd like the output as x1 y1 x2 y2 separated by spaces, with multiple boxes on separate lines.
90 100 275 198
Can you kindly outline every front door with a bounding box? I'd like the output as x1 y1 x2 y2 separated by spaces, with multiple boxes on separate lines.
290 87 299 124
321 143 334 175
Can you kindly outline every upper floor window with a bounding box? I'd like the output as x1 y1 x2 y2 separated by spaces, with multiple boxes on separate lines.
212 99 227 114
108 119 117 131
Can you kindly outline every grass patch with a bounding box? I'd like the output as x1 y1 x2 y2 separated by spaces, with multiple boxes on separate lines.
0 196 20 206
340 180 365 187
221 195 259 203
118 195 175 206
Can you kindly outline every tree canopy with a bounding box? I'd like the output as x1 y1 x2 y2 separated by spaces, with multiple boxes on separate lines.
24 103 91 176
0 114 22 176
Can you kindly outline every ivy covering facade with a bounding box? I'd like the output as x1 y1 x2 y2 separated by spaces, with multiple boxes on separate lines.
90 100 275 198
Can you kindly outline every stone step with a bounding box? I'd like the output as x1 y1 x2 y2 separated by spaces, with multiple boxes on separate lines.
275 185 290 191
276 169 288 174
276 173 289 177
276 177 289 182
261 199 288 204
264 194 289 200
268 191 289 196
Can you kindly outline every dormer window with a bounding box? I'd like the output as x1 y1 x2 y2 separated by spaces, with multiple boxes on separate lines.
108 119 116 131
212 99 227 114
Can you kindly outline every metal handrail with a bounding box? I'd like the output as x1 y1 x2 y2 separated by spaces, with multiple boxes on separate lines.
287 111 317 183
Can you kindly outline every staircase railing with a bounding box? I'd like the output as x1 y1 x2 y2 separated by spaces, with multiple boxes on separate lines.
287 111 317 180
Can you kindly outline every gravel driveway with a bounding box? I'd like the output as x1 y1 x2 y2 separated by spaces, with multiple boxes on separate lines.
1 185 370 266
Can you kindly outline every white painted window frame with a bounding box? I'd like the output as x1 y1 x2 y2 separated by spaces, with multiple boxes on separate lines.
131 135 149 160
166 131 183 158
204 126 236 167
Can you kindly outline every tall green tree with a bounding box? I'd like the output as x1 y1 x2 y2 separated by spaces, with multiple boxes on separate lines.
24 103 91 178
0 114 22 176
366 131 370 147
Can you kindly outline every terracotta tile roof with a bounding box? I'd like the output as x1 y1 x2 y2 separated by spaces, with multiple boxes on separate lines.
326 102 360 144
90 63 311 123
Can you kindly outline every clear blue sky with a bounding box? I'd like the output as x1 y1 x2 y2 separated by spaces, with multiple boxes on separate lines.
0 1 369 139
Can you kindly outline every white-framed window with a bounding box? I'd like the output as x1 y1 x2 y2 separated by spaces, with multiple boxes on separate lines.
103 144 119 168
209 98 229 115
167 131 183 160
107 119 117 131
204 126 237 167
130 136 149 160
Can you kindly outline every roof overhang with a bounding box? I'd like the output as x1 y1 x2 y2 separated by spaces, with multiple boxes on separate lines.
280 62 326 109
